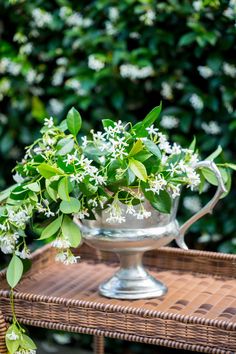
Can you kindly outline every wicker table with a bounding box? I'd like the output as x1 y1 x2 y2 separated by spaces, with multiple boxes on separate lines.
1 244 236 354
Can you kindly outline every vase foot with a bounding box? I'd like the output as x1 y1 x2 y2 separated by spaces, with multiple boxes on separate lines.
99 273 167 300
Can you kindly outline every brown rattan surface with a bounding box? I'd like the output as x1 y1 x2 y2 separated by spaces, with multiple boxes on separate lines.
0 244 236 354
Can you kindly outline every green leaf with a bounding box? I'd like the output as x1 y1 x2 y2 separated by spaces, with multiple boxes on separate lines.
6 325 20 354
10 185 28 200
220 163 236 171
21 334 37 350
66 107 82 136
129 158 147 182
24 182 40 192
201 167 218 186
61 215 81 247
128 139 143 156
178 32 196 46
7 255 24 288
143 139 162 159
133 104 162 137
206 145 222 161
45 180 58 201
189 137 196 151
56 137 74 156
102 119 115 129
58 177 70 201
0 185 16 203
39 215 62 240
142 103 162 128
143 186 172 214
60 197 81 214
38 163 64 179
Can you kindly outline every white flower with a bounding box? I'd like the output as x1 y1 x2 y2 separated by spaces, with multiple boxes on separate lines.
56 57 69 66
52 237 71 249
8 210 30 228
140 9 156 26
193 0 202 11
160 115 179 129
136 208 152 220
126 204 136 215
56 251 78 265
146 174 167 194
88 55 105 72
197 66 213 78
52 68 65 86
32 8 52 28
6 331 19 341
0 224 7 231
65 79 86 96
106 202 126 224
64 152 78 166
76 208 89 219
20 43 33 55
49 99 63 115
105 21 117 36
158 133 172 154
44 117 54 128
146 125 159 136
108 7 119 21
223 63 236 78
70 172 86 183
189 94 204 111
183 196 202 213
161 82 173 100
170 143 182 155
120 64 154 80
12 172 24 184
201 121 221 135
45 210 55 218
90 174 107 185
66 12 83 27
167 163 182 177
0 113 7 124
186 170 201 191
168 184 181 199
15 248 31 259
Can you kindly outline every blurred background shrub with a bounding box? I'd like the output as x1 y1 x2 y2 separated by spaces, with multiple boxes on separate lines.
0 0 235 252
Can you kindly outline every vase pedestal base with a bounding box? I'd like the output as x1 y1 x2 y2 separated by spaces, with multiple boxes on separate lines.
98 251 167 300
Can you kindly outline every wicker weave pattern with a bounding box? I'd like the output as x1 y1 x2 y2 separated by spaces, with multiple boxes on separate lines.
1 244 236 353
0 309 7 354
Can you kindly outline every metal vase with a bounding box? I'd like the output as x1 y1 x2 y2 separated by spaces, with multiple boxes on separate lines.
77 161 226 300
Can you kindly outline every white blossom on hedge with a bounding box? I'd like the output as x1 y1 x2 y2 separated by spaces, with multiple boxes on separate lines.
197 66 213 78
161 82 173 100
183 196 202 213
140 9 156 26
189 93 204 111
160 115 179 129
108 7 119 21
193 0 202 11
223 62 236 78
88 55 105 71
201 121 221 135
120 64 154 80
49 98 64 115
32 8 53 28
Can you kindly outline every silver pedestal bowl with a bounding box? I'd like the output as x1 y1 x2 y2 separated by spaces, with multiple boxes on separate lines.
76 161 225 300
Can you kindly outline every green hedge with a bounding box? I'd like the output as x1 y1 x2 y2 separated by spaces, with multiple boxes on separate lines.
0 0 235 251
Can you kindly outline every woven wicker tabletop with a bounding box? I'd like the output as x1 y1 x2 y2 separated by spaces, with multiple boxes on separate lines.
1 244 236 354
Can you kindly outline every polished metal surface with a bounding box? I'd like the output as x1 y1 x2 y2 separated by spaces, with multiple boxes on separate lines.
76 161 226 300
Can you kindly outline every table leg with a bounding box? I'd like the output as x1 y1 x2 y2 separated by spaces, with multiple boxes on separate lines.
0 309 7 354
93 335 105 354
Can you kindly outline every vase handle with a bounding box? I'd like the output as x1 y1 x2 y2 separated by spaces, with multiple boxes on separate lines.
176 160 226 250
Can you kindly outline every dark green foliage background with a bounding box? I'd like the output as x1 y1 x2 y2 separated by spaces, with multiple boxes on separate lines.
0 0 235 251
